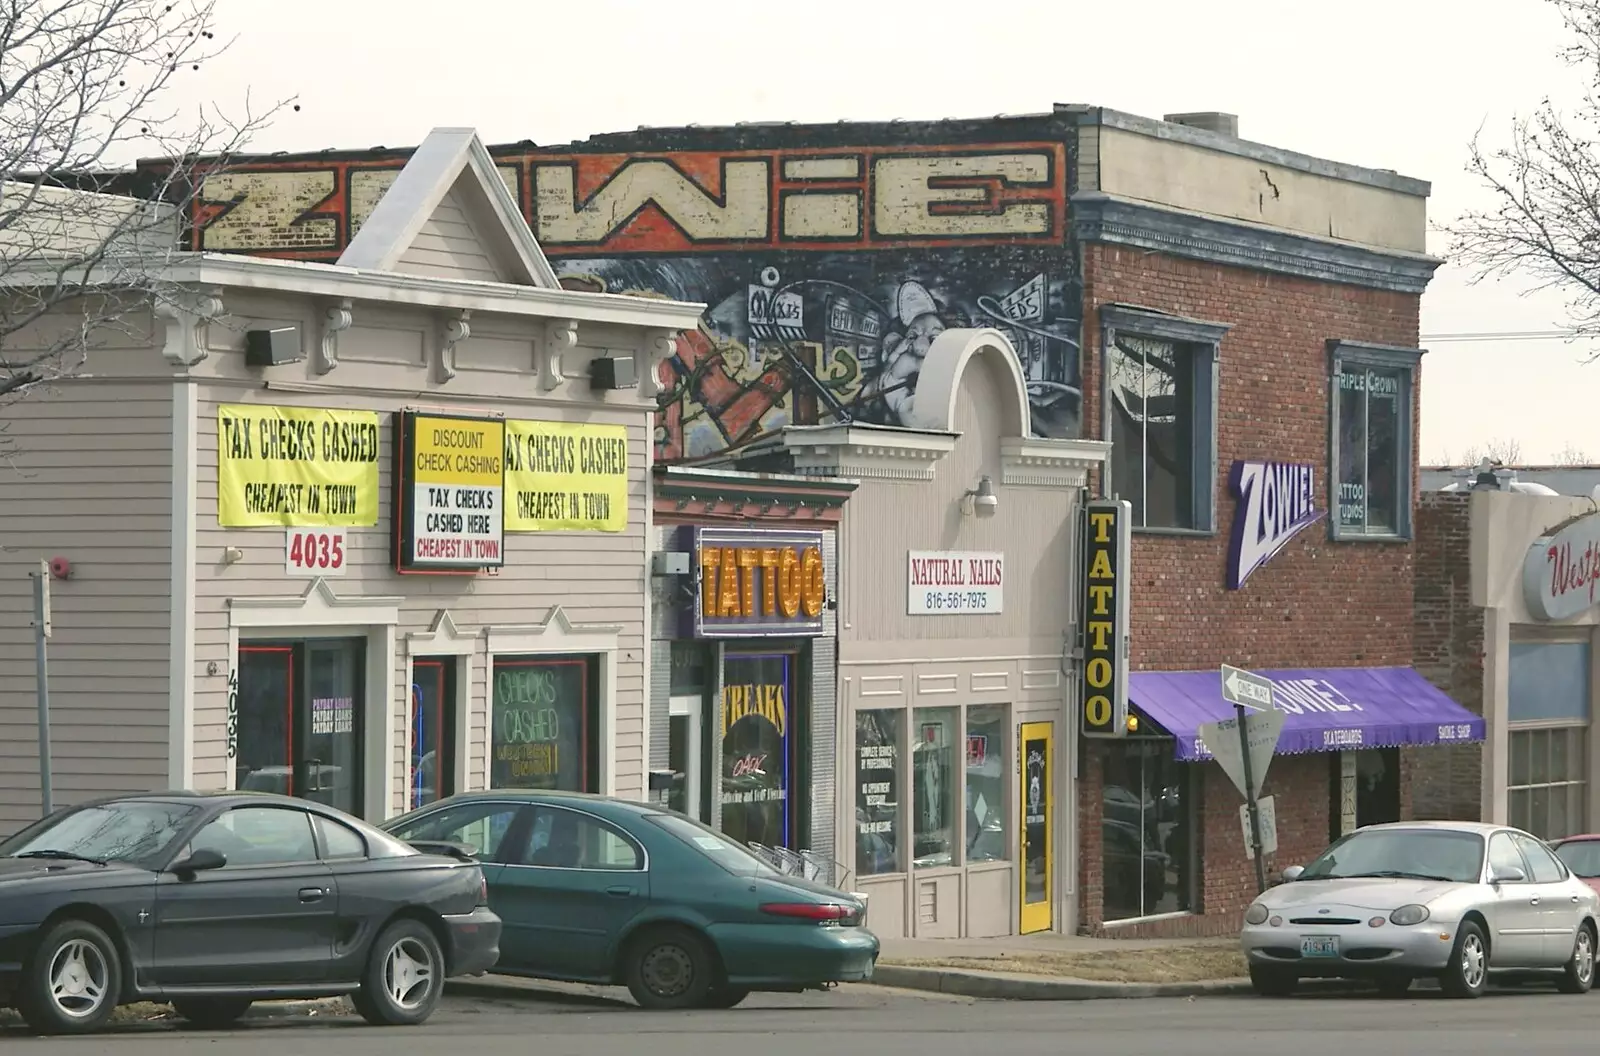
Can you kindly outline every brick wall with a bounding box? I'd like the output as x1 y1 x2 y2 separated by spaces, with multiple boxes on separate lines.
1076 243 1426 935
1081 243 1421 670
1410 491 1483 820
1079 750 1339 937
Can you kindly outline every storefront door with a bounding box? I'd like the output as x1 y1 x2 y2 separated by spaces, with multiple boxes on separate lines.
235 638 365 816
410 658 458 810
1019 721 1054 934
668 692 704 820
720 650 803 850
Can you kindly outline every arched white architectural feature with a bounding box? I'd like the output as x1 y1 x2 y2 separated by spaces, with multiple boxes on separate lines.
905 327 1031 437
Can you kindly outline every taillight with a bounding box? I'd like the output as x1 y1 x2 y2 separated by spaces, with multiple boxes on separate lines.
760 902 854 925
477 872 489 906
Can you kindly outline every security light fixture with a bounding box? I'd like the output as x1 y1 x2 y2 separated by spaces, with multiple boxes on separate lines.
963 475 998 519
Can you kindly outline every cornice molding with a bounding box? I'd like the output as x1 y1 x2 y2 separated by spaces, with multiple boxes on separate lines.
1071 192 1443 295
1000 437 1111 488
778 424 957 481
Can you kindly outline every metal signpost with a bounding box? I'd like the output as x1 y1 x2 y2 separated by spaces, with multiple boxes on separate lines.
30 560 53 815
1200 664 1284 894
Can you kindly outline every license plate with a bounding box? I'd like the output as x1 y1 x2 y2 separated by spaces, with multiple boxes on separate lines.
1300 936 1339 958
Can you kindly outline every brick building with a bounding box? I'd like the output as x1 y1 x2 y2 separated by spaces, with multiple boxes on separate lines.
1413 486 1600 842
118 103 1484 938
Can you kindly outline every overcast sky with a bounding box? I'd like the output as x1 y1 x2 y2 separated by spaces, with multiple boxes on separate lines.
159 0 1592 464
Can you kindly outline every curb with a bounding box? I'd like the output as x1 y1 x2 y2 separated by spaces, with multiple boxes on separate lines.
869 965 1376 1001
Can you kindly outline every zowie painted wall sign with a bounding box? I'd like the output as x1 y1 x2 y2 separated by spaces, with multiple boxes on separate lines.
691 526 826 638
1227 460 1325 590
1524 511 1600 621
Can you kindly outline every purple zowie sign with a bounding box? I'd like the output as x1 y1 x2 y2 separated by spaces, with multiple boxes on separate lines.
1226 460 1325 590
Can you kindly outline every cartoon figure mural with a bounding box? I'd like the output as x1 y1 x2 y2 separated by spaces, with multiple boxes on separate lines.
148 122 1086 461
556 253 1082 459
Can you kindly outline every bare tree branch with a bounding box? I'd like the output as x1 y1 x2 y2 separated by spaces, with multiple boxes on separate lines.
1445 0 1600 360
1459 437 1525 466
1553 441 1594 464
0 0 290 445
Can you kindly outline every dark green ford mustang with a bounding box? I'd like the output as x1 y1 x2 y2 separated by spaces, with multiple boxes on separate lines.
380 791 878 1009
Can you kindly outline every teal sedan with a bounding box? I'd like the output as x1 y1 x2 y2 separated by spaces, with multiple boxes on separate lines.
379 791 878 1009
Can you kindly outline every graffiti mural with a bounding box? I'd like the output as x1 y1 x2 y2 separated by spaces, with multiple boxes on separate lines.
141 124 1085 459
555 252 1081 459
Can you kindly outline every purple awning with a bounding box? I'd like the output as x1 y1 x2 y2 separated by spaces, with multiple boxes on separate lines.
1129 666 1485 762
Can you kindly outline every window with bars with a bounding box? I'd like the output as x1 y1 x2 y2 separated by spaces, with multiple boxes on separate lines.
1508 725 1588 841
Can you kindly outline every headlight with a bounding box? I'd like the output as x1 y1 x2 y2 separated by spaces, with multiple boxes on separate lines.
1244 902 1270 925
1389 904 1430 926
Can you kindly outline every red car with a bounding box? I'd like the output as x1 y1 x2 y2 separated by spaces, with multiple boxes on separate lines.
1551 835 1600 893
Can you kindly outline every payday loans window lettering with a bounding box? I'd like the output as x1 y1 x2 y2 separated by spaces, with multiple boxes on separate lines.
394 410 506 573
216 405 380 527
505 419 630 532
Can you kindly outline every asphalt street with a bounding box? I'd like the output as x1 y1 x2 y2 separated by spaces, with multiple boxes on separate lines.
4 983 1599 1055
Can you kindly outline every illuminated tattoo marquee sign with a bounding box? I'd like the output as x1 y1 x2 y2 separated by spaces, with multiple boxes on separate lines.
691 526 826 638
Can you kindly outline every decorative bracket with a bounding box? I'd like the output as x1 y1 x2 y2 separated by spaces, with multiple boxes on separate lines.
435 310 471 383
644 329 682 398
155 288 225 367
540 319 578 392
315 299 354 375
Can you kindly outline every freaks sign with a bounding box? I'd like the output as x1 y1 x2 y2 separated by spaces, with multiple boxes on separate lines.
1226 460 1325 590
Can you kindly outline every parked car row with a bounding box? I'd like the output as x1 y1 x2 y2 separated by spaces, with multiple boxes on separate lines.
1240 820 1600 998
0 789 878 1035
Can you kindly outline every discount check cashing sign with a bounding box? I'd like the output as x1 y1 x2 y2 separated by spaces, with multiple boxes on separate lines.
395 411 505 572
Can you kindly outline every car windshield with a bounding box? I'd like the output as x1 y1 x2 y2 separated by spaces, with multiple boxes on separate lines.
1299 828 1485 883
645 813 780 877
1555 839 1600 878
0 801 201 865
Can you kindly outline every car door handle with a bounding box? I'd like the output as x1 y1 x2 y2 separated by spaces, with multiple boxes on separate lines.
1530 897 1541 906
299 887 325 903
606 885 635 898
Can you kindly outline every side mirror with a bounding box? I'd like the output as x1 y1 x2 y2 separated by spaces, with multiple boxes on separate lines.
1492 866 1526 884
170 848 227 877
1280 865 1305 882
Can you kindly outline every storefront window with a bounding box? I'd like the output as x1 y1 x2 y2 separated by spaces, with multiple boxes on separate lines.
856 710 902 876
490 655 599 792
719 651 796 848
1329 343 1418 540
965 704 1008 863
1510 726 1588 840
1101 738 1195 921
1508 641 1591 840
912 706 958 868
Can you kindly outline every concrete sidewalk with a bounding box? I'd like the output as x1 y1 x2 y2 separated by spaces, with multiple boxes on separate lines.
876 932 1235 961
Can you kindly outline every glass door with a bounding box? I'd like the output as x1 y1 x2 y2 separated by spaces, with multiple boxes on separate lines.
668 694 703 820
236 637 365 817
410 658 458 809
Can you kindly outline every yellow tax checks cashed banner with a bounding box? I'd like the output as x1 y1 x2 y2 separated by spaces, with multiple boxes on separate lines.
504 420 629 533
396 411 506 572
216 405 381 527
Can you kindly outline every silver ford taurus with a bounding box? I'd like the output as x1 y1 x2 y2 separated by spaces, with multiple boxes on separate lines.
1240 821 1600 998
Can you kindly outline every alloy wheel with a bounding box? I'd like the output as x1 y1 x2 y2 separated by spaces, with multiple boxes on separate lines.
383 936 436 1010
1577 929 1594 985
1460 932 1487 990
48 939 110 1020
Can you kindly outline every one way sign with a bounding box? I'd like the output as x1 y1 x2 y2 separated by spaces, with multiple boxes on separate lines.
1220 664 1275 712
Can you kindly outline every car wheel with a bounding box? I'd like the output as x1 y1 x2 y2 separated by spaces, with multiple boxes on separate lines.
1557 923 1596 994
172 996 254 1029
700 986 751 1009
1375 975 1413 998
1248 965 1297 997
1440 920 1489 998
351 918 445 1026
17 919 123 1035
624 926 716 1010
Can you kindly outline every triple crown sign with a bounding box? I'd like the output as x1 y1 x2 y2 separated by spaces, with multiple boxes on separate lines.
1081 499 1132 738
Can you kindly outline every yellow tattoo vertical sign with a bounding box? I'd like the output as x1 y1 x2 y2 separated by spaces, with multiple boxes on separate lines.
1081 499 1131 738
